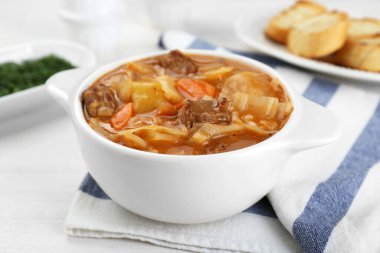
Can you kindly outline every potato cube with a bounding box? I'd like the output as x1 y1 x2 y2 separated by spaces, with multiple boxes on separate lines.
131 82 166 113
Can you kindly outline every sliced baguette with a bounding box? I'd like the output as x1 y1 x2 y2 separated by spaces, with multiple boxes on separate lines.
335 35 380 72
347 18 380 41
287 11 349 58
265 1 326 44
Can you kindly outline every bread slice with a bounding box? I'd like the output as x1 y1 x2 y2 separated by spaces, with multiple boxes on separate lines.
347 18 380 41
287 11 349 58
335 35 380 72
265 1 326 44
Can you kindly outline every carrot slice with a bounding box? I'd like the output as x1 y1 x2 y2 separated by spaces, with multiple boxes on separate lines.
177 78 216 99
175 100 186 109
156 102 178 116
110 103 134 130
202 82 217 97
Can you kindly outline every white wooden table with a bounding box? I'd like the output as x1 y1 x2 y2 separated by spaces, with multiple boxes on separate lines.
0 0 379 252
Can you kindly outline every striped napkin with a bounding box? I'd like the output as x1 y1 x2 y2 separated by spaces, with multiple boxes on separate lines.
65 31 380 253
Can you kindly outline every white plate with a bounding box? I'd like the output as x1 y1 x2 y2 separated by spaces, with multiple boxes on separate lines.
0 40 96 120
235 14 380 83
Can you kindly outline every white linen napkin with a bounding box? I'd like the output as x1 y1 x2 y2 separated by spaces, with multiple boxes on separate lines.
65 31 380 253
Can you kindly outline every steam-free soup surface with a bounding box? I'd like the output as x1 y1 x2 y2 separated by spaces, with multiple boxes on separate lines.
82 50 292 155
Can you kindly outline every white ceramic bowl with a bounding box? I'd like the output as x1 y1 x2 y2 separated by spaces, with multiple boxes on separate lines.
46 50 341 224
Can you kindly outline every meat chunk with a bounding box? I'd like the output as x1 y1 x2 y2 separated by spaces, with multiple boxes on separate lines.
158 50 198 75
179 98 231 129
82 85 117 118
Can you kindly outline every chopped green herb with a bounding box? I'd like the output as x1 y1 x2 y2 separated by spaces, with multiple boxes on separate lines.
0 54 75 97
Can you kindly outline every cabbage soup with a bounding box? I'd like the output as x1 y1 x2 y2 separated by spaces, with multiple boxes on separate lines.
81 50 293 155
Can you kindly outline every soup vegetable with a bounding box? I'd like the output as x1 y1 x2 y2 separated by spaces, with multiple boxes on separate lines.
82 50 292 155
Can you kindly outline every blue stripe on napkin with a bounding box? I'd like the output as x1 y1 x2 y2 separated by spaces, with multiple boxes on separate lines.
244 197 277 218
189 39 216 50
157 33 166 50
303 78 339 107
293 101 380 253
232 50 289 68
80 173 110 200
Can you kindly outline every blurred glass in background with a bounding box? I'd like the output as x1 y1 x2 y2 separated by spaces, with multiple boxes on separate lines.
59 0 194 61
60 0 122 61
144 0 191 30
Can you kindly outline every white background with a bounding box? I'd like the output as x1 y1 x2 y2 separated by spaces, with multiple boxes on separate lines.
0 0 379 252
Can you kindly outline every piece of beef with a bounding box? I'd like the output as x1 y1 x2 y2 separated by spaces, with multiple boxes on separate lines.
82 85 117 118
158 50 198 75
179 98 231 129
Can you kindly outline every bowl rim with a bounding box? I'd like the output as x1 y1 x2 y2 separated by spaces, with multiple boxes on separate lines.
72 49 301 161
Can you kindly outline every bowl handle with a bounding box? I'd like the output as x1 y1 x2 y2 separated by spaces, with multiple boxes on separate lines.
46 68 96 113
287 97 342 151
